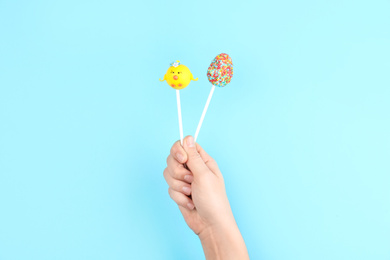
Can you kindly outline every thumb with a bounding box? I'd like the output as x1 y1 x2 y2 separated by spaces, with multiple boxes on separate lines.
183 136 210 177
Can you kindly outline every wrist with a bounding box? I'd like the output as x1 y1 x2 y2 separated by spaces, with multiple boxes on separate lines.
198 218 249 260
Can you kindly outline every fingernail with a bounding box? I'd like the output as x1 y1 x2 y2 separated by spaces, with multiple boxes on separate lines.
186 136 194 147
187 202 195 210
182 186 191 195
184 175 193 182
176 153 184 163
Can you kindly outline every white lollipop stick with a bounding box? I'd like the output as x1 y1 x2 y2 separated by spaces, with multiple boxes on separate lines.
194 85 216 142
176 90 184 145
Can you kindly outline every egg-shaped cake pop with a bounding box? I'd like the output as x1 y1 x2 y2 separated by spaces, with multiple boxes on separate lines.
207 53 233 87
160 60 198 90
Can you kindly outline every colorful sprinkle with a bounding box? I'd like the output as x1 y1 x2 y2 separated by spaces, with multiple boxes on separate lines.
207 53 233 87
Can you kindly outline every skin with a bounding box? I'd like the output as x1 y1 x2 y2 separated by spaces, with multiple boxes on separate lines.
163 136 249 260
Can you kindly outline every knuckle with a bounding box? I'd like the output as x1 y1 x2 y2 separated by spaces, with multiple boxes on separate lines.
168 187 173 198
166 155 170 165
189 152 201 160
174 182 181 192
169 147 176 157
170 141 180 155
163 168 169 180
172 167 183 180
208 157 216 164
172 168 180 179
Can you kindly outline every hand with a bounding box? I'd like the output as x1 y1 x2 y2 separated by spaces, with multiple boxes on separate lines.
163 135 233 235
164 136 249 259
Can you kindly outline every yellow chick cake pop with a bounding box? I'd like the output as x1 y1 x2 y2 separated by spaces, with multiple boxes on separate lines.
160 60 197 145
160 60 198 90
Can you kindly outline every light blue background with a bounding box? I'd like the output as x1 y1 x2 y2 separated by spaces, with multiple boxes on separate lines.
1 0 389 259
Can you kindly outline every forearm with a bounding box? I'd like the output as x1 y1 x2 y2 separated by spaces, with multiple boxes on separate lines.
199 219 249 260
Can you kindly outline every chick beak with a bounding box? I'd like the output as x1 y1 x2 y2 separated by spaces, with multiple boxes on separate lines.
173 75 179 80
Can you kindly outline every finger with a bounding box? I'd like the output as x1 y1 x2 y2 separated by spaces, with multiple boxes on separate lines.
166 156 193 183
168 188 195 210
195 142 220 175
163 169 192 195
170 140 188 164
183 136 210 177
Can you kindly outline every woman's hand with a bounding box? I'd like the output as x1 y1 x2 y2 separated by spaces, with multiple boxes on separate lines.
163 136 249 259
164 135 233 235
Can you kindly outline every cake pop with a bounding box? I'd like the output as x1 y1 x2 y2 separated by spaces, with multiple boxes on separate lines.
160 61 198 145
194 53 233 141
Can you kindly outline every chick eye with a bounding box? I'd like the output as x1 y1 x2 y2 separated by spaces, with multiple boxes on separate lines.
171 71 174 74
178 72 181 74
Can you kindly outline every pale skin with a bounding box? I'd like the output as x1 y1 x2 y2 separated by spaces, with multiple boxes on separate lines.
163 136 249 260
